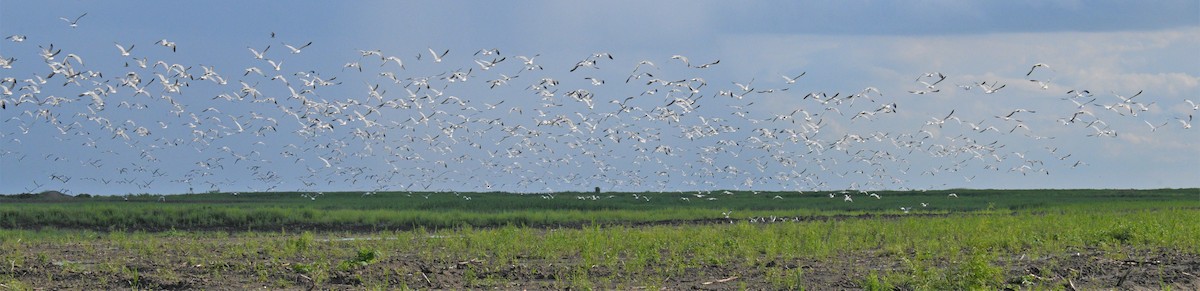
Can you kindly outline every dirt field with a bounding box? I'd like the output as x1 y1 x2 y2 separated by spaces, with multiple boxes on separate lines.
2 230 1197 290
3 191 1196 289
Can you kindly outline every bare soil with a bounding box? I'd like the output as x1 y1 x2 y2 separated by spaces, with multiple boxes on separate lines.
2 235 1197 290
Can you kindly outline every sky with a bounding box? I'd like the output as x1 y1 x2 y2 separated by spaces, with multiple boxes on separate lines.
1 1 1197 195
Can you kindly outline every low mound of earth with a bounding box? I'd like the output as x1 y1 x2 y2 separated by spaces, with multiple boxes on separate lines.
37 190 71 199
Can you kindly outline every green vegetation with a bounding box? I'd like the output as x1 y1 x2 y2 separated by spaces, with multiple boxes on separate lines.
0 188 1195 231
0 188 1195 289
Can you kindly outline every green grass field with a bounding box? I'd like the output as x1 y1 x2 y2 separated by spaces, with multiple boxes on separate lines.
1 188 1195 231
0 188 1196 289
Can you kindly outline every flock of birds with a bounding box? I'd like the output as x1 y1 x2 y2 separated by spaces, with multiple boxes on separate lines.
0 14 1195 202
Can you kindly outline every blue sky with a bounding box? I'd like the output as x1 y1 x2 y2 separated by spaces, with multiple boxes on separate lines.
1 1 1197 195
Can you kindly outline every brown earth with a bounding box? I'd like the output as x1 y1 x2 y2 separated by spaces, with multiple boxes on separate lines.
2 235 1197 290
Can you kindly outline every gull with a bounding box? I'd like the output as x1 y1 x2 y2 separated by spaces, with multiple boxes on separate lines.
1009 123 1031 133
584 77 605 86
427 48 449 62
1087 123 1118 137
1176 115 1192 129
670 55 690 67
516 54 542 71
918 80 941 90
1025 63 1050 76
244 66 264 76
1066 89 1093 99
358 49 383 58
1113 90 1144 104
570 59 596 72
900 207 910 214
852 110 877 122
631 60 657 72
487 74 516 88
284 41 312 54
474 48 500 56
843 194 853 202
1029 79 1052 90
977 81 1005 94
1134 102 1155 113
267 59 283 71
1003 108 1036 118
1185 100 1198 111
62 53 85 66
1094 102 1126 115
1144 120 1168 132
855 87 883 101
1065 110 1094 123
60 13 87 28
915 73 947 91
732 79 754 92
156 39 177 52
1068 98 1097 109
239 81 261 98
474 57 505 70
269 74 289 85
1084 119 1109 129
248 45 270 59
917 72 946 83
781 72 806 84
114 42 135 56
483 100 505 110
38 43 61 59
382 56 404 69
927 110 956 128
691 59 719 68
589 52 614 61
129 57 148 68
948 193 958 198
6 35 27 42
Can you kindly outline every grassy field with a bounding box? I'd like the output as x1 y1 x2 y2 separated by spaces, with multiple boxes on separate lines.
0 188 1197 289
1 188 1195 231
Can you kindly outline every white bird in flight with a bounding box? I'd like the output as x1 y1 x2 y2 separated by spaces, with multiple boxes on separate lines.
1025 63 1050 77
248 45 270 59
156 39 177 52
284 41 312 54
114 42 134 56
670 55 690 67
427 48 449 63
1144 120 1167 132
781 72 806 84
977 81 1005 94
60 13 87 28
